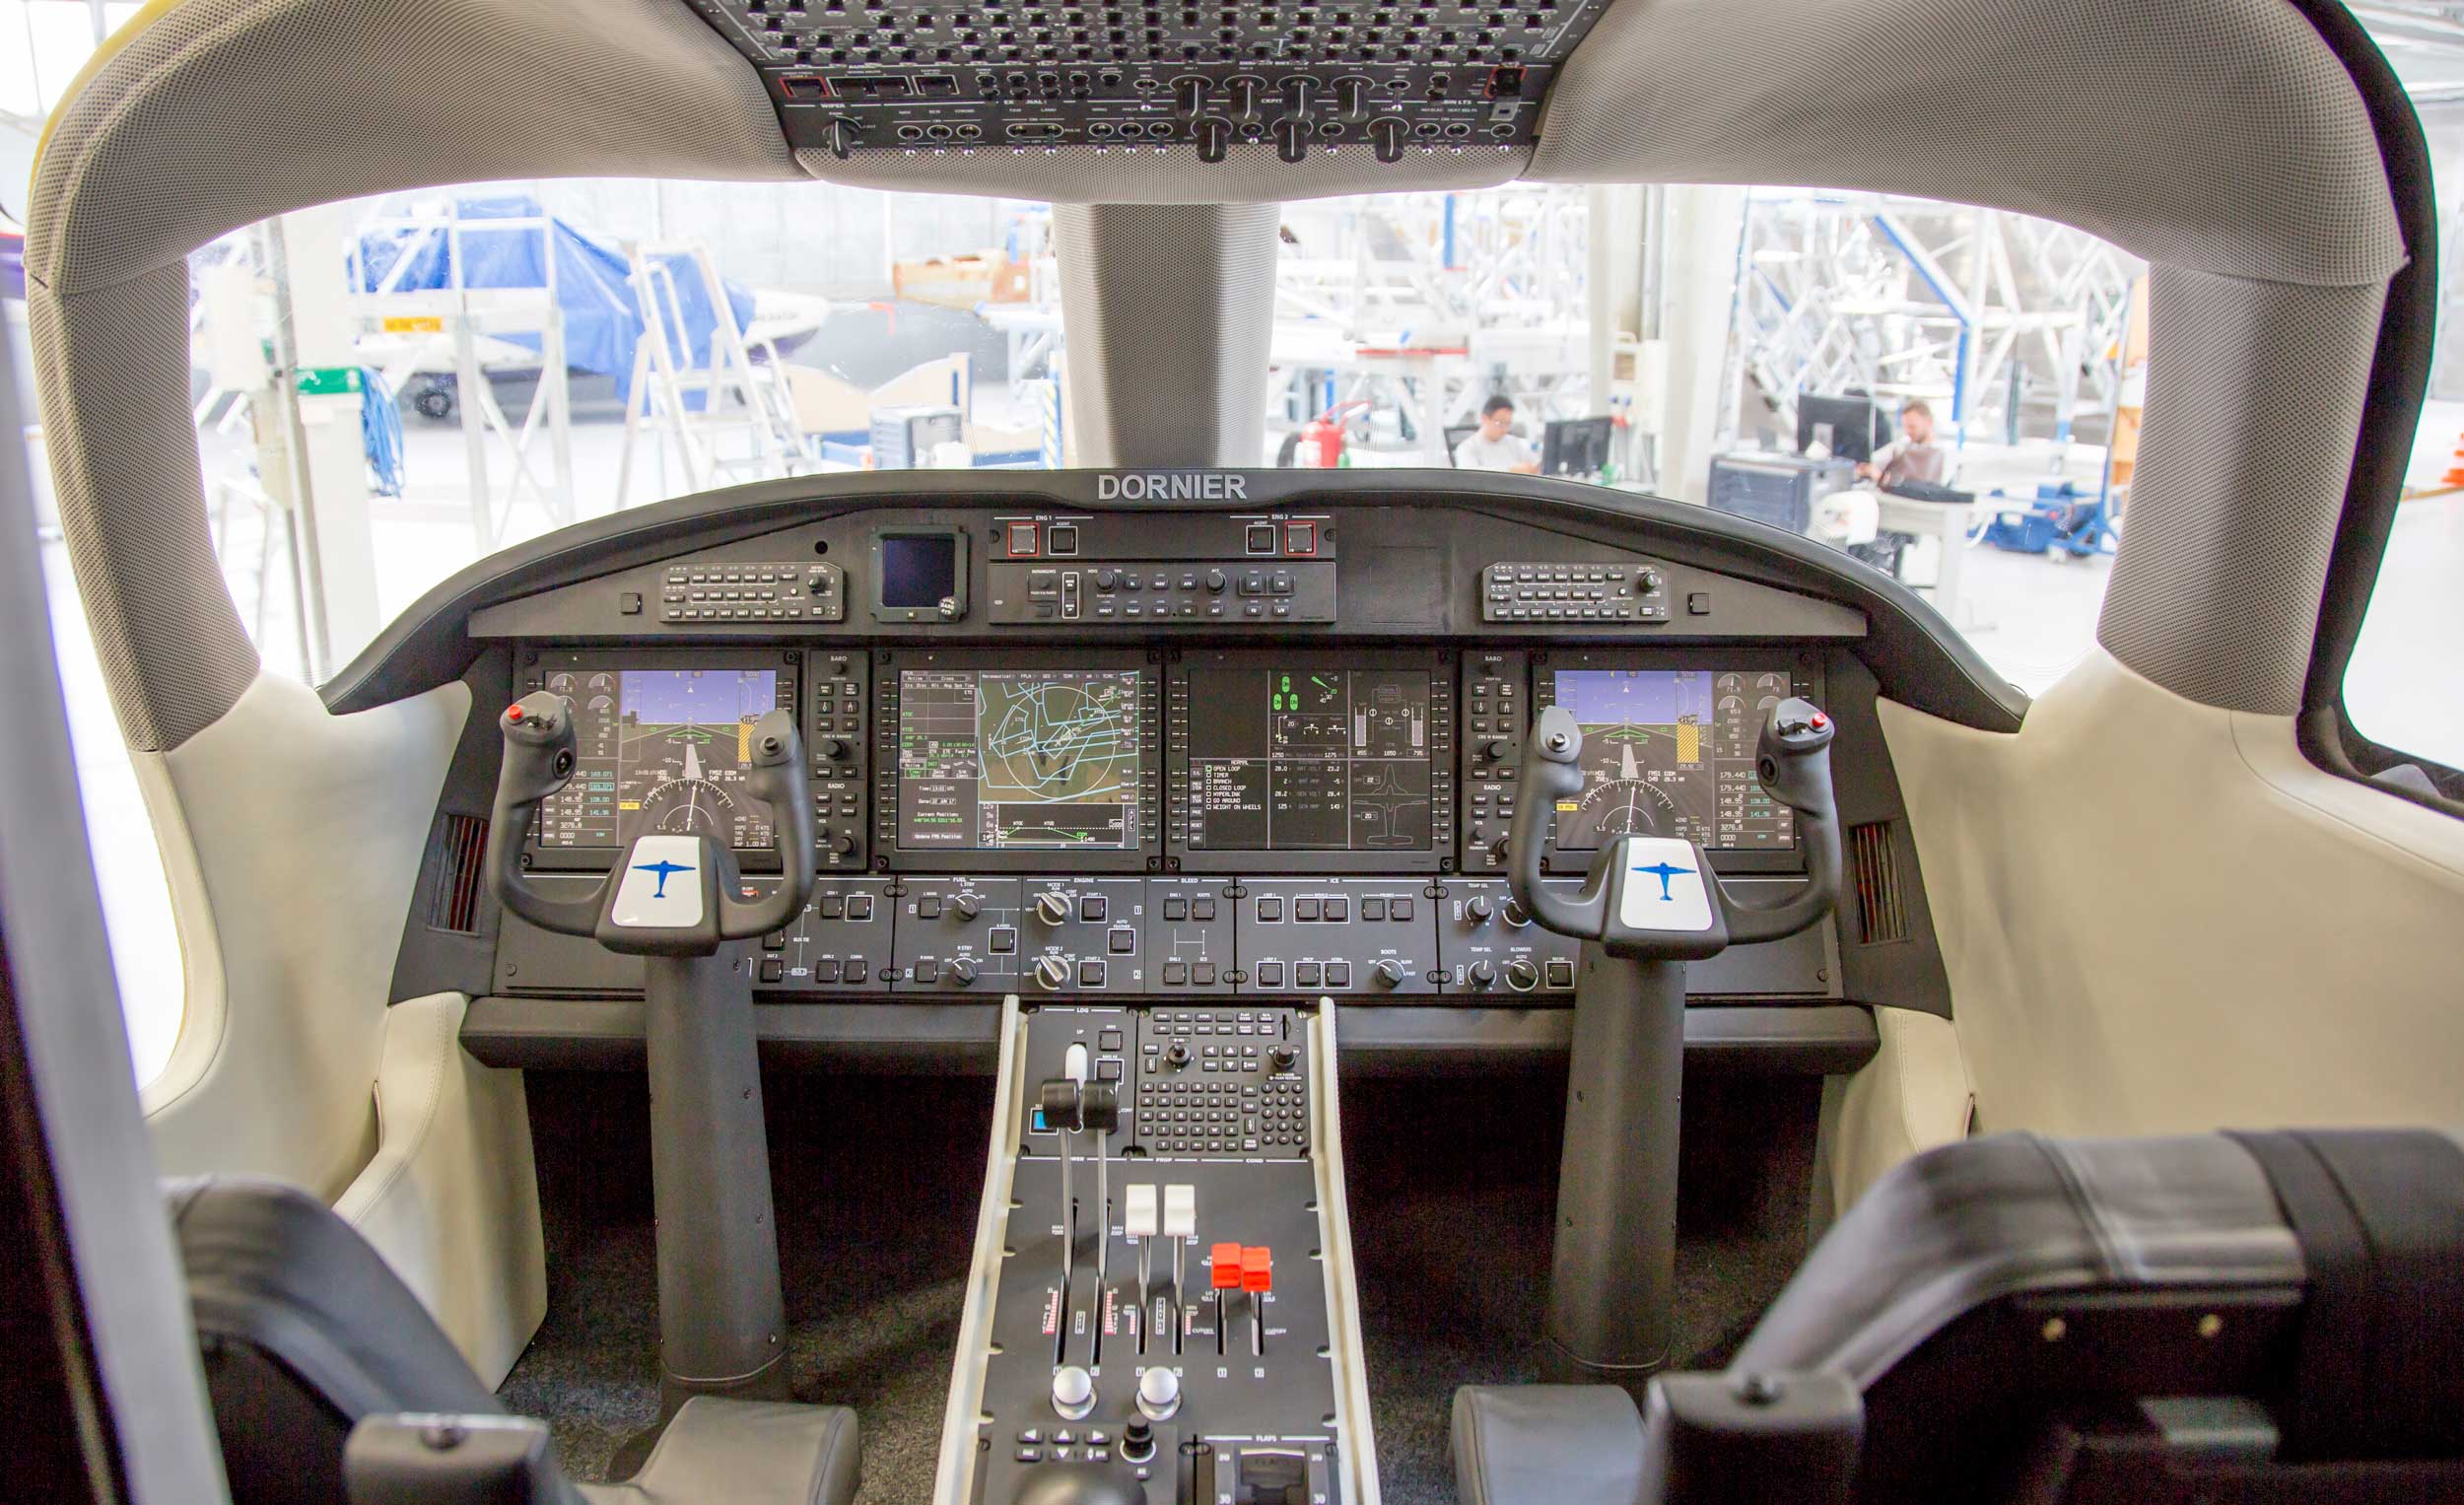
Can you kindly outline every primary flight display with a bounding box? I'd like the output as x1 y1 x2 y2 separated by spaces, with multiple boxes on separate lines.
897 668 1144 850
534 667 792 851
1183 666 1436 852
1545 668 1797 851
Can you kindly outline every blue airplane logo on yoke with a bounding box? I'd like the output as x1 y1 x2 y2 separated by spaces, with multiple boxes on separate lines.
634 858 693 899
1632 858 1693 902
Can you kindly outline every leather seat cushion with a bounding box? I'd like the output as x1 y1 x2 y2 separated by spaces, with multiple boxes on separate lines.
1453 1384 1645 1505
579 1400 858 1505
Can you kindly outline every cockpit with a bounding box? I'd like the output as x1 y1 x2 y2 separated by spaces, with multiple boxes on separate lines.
2 1 2461 1503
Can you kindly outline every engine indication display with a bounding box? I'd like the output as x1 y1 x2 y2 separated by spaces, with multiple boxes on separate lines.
1185 667 1436 852
534 667 794 853
1546 668 1797 852
897 669 1143 850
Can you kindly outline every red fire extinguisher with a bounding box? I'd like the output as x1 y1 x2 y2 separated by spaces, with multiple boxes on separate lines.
1293 400 1371 468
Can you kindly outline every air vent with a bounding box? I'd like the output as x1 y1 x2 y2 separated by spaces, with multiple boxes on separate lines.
1848 821 1908 946
426 814 489 935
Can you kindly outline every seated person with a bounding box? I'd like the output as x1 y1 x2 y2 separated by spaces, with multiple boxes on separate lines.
1855 397 1945 491
1454 394 1540 474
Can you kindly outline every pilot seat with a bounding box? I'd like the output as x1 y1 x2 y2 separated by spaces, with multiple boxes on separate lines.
1454 1128 2464 1504
170 1177 861 1505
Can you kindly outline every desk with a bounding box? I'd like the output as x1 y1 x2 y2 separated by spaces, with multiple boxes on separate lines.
1876 490 1986 633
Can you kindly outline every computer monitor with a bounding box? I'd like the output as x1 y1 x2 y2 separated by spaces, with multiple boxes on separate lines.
1443 425 1478 467
1796 393 1894 463
1541 416 1613 478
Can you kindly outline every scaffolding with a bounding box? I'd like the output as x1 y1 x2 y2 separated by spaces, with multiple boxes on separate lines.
1723 191 2143 453
614 240 807 507
347 198 578 553
1268 187 1596 459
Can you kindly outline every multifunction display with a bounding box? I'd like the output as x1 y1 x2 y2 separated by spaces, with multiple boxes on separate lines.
1543 668 1798 852
1184 666 1437 852
534 666 794 852
896 669 1143 850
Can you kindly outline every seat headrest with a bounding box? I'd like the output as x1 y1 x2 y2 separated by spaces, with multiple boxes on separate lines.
1734 1131 2305 1384
167 1176 502 1422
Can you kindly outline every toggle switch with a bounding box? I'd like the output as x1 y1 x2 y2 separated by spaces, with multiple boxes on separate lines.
1175 75 1210 116
1195 116 1231 164
1272 115 1309 164
1335 76 1370 120
1369 115 1406 164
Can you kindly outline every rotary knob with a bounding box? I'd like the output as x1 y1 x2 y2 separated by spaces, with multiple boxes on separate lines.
1465 895 1494 923
1480 738 1510 762
1639 568 1663 591
1136 1365 1182 1421
1227 76 1264 122
1368 115 1407 164
1268 1044 1298 1073
1095 567 1120 590
1281 76 1317 114
1033 955 1071 990
1371 959 1404 990
954 893 983 920
1468 960 1498 989
1335 76 1370 120
1164 1042 1192 1069
1052 1365 1097 1420
1035 891 1072 925
818 736 852 762
1272 115 1309 164
1195 116 1231 164
826 833 856 856
1174 75 1210 116
1505 958 1540 992
1205 568 1228 593
948 957 979 985
1504 897 1533 928
823 116 862 160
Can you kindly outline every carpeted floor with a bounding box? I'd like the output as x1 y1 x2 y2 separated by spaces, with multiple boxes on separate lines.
501 1065 1818 1503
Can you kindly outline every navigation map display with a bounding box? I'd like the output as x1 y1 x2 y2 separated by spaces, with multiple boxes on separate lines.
535 666 793 852
897 669 1143 850
1184 666 1435 852
1545 668 1797 852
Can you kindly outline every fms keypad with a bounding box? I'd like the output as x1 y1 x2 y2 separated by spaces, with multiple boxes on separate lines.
1134 1007 1307 1159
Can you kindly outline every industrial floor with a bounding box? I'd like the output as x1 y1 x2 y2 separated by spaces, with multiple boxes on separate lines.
499 1068 1819 1504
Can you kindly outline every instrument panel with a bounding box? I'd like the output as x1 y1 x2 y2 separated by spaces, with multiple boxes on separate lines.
465 486 1882 1007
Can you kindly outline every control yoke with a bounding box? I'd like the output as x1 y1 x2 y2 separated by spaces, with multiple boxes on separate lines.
1503 697 1842 956
1502 695 1843 1387
481 690 818 1417
484 691 816 955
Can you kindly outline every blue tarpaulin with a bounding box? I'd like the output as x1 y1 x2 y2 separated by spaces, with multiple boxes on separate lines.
355 194 755 399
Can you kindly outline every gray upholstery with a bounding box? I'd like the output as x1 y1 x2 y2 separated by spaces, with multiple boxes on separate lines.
2095 268 2389 714
26 0 801 749
1453 1384 1646 1505
1530 0 2403 289
169 1177 859 1505
578 1400 859 1505
1056 203 1283 466
25 0 2416 745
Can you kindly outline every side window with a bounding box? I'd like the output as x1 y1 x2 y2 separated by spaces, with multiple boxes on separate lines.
2340 109 2464 778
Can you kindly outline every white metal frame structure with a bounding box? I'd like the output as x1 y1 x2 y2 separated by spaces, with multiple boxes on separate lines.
1723 191 2144 456
614 240 806 507
346 198 579 553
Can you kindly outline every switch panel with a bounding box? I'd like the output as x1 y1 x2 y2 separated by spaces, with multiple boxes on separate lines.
682 0 1619 171
1460 649 1526 873
1143 877 1238 994
807 650 869 871
1018 878 1151 992
1438 877 1578 996
893 876 1025 992
1235 878 1439 995
764 878 897 991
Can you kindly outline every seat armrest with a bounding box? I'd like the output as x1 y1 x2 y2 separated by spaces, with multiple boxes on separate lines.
1452 1385 1646 1505
1639 1372 1861 1504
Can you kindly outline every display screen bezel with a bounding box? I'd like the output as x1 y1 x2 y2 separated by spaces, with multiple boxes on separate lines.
518 648 803 873
1533 650 1819 877
873 648 1163 873
1167 647 1457 875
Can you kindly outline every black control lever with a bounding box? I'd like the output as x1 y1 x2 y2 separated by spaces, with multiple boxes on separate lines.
486 691 815 955
1506 696 1842 1389
482 691 819 1420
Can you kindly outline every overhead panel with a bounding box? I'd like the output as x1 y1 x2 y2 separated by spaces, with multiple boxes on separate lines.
680 0 1617 167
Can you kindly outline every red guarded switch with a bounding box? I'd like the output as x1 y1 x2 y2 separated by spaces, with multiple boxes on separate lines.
1241 1246 1272 1294
1210 1242 1245 1289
